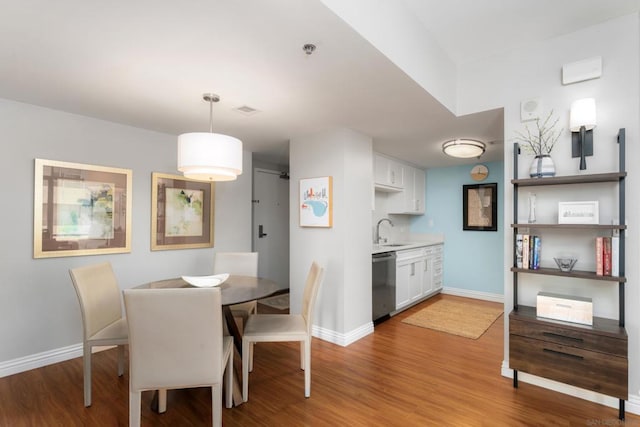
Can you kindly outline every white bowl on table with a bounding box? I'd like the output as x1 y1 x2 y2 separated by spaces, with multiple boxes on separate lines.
181 273 229 288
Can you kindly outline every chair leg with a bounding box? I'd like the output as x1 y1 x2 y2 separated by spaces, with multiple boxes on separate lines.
249 342 254 372
242 338 250 402
83 344 92 407
158 389 167 413
212 385 222 427
300 341 305 370
304 339 311 398
225 348 233 408
129 390 141 427
117 344 125 376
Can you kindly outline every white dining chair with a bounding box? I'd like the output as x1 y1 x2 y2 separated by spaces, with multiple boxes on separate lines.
123 287 233 427
213 252 259 324
69 262 128 407
242 261 324 402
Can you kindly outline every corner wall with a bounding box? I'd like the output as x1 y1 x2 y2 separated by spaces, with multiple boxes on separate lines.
0 98 252 373
412 161 505 299
289 127 373 344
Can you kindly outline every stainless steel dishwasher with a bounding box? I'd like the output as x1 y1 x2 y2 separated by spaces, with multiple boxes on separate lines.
372 251 396 324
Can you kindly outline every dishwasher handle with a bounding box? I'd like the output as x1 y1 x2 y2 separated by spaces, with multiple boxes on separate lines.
373 253 396 263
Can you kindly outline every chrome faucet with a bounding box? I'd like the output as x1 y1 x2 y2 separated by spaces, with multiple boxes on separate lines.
375 218 394 244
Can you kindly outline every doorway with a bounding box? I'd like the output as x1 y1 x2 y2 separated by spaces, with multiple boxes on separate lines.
252 168 290 289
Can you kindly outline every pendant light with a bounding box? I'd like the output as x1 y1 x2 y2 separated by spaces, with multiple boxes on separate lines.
177 93 243 181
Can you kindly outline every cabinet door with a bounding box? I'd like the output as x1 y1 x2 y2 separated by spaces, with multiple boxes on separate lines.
413 168 425 214
422 256 433 295
396 263 411 310
374 154 404 189
408 260 423 302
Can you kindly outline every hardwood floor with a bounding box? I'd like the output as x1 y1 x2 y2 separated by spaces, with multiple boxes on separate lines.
0 294 635 426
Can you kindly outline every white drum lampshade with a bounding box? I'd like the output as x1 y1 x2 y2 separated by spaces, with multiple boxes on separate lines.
570 98 597 131
178 132 243 181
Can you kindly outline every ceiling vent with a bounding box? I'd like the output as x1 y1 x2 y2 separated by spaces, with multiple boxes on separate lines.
233 105 260 116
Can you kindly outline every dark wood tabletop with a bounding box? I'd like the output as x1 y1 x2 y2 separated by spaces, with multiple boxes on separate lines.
137 275 286 306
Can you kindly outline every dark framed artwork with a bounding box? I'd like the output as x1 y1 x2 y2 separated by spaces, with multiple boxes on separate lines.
151 172 215 250
463 183 497 231
33 159 132 258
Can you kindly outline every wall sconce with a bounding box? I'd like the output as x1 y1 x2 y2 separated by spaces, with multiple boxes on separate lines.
569 98 596 170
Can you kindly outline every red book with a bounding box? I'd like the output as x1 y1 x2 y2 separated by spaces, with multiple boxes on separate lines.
603 237 612 276
595 237 604 276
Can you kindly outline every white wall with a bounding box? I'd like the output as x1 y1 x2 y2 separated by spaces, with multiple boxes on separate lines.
289 127 373 344
320 0 457 113
0 98 252 371
458 13 640 408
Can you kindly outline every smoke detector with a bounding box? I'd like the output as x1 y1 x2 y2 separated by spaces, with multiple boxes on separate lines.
302 43 316 55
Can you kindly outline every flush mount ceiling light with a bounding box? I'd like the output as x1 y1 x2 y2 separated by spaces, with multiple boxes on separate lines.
177 93 243 181
442 139 486 159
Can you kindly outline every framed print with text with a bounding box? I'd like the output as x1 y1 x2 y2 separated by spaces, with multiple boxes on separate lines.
151 172 215 250
463 182 497 231
33 158 132 258
299 176 333 227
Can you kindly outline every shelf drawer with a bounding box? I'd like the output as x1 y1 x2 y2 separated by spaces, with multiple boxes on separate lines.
510 334 627 399
510 316 626 357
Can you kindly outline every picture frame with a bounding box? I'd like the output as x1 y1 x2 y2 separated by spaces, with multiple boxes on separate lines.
299 176 333 228
463 183 497 231
33 159 132 258
558 201 599 224
151 172 215 250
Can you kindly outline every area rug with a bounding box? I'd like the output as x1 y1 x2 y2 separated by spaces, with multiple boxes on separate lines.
259 293 290 311
401 299 503 339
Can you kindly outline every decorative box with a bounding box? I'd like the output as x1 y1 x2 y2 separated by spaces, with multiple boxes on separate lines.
536 292 593 325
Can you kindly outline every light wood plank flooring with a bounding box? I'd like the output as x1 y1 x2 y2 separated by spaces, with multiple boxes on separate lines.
0 294 635 426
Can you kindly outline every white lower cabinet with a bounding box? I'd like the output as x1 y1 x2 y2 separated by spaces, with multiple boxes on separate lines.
395 244 443 311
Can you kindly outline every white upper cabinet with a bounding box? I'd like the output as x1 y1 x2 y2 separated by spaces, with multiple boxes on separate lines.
374 154 404 190
388 164 426 215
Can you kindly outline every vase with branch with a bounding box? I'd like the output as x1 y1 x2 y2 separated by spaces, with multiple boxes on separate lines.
515 110 563 178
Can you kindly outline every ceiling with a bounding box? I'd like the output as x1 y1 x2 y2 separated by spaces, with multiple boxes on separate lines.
1 1 638 169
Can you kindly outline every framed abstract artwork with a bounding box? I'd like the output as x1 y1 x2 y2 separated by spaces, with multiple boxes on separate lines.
151 172 215 250
299 176 333 228
33 159 132 258
463 182 497 231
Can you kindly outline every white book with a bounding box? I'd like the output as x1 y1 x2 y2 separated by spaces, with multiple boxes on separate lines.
515 234 523 268
611 235 620 277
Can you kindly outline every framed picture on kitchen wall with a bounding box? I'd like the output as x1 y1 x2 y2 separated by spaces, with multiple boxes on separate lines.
33 158 132 258
151 172 215 250
299 176 333 228
463 182 497 231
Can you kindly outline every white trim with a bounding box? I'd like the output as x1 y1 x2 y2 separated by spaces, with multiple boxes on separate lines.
0 344 118 378
0 344 82 378
501 360 640 415
312 322 374 347
442 286 504 303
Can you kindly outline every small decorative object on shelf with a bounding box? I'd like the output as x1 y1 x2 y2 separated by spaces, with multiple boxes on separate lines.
553 257 577 272
527 192 536 223
514 110 562 178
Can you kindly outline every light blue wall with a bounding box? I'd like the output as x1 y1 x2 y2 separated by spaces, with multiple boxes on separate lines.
412 161 504 295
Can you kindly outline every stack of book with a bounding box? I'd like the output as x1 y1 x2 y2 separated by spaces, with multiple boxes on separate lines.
516 234 541 270
596 235 619 276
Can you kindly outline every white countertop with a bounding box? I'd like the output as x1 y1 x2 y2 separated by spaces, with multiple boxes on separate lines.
372 239 444 254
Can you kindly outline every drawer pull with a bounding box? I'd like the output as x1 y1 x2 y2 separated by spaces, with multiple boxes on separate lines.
542 332 583 343
543 348 584 360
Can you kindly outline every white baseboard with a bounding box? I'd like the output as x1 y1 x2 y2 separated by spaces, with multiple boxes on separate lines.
312 322 374 347
0 344 82 378
501 360 639 415
442 286 504 303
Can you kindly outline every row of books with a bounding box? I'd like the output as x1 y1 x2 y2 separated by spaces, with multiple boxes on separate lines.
515 234 540 270
596 236 619 276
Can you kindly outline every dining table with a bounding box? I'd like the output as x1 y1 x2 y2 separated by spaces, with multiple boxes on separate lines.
136 274 287 406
